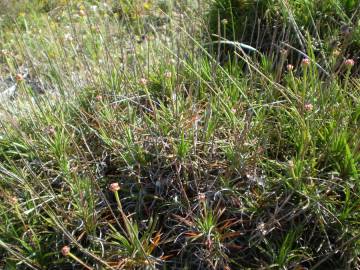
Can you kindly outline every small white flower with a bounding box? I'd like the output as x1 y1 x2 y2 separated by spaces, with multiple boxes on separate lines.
64 33 73 41
257 222 267 236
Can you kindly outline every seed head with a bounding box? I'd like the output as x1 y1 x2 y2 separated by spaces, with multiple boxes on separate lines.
288 160 294 168
61 246 70 256
344 59 354 68
221 19 228 25
286 64 294 71
109 182 120 192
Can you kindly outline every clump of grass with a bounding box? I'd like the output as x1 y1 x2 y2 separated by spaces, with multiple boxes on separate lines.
208 0 360 75
0 1 359 269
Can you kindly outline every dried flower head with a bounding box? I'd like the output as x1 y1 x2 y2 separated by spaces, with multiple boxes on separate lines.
304 103 313 112
15 73 24 82
109 182 120 192
61 246 70 256
344 59 355 68
286 64 294 71
301 58 311 66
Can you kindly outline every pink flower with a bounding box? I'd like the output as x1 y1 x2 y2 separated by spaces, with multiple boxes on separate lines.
9 196 18 204
304 103 313 112
46 126 56 136
15 74 24 82
139 78 148 86
301 58 311 66
95 95 102 101
61 246 70 256
344 59 354 68
109 183 120 192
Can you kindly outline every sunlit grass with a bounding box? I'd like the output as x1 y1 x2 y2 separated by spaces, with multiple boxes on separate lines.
0 1 359 269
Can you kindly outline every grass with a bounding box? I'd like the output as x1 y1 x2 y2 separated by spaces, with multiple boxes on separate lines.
0 0 359 269
208 0 360 76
